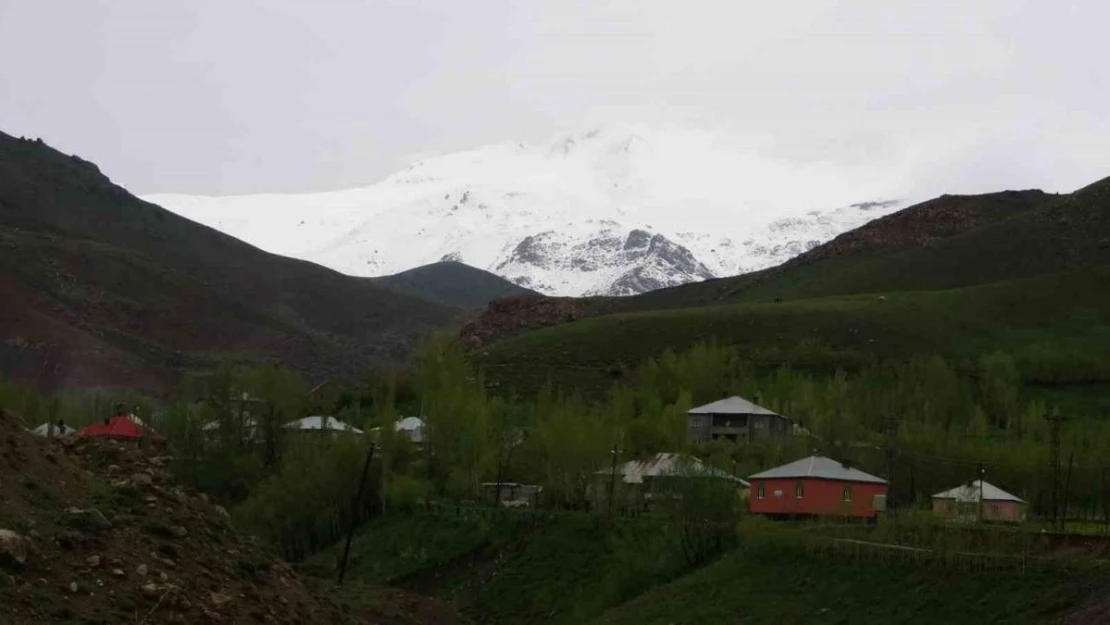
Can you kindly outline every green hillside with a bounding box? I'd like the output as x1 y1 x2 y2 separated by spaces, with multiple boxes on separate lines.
371 261 536 309
474 268 1110 397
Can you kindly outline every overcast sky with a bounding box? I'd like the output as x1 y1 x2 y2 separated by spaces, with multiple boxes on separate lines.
1 0 1107 197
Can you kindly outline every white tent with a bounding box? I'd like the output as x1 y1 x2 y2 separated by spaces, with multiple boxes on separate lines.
283 415 363 435
28 422 76 437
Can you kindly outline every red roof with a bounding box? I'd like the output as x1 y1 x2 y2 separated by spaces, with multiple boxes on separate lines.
77 416 164 440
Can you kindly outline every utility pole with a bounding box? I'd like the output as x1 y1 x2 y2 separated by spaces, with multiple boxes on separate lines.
1063 451 1075 533
978 464 985 523
884 414 899 511
338 443 376 585
1048 411 1062 530
607 445 619 519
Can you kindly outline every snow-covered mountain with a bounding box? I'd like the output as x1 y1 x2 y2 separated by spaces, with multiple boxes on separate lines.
147 126 909 297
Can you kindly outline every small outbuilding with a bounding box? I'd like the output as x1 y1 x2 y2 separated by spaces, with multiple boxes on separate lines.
394 416 425 443
748 455 887 519
594 452 748 511
283 416 363 435
931 480 1026 524
687 396 792 442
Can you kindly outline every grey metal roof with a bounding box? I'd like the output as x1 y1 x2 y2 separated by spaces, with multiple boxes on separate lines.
748 455 887 484
932 480 1024 503
688 396 780 416
597 452 749 486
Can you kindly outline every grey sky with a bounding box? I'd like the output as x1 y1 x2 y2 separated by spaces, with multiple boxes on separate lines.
1 0 1107 197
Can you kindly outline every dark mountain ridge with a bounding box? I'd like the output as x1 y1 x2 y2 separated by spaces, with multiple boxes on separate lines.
0 132 455 392
369 261 536 309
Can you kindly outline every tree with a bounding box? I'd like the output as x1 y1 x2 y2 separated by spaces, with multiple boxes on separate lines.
656 469 742 567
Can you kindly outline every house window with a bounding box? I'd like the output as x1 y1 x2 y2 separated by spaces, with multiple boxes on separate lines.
843 485 852 502
795 481 804 499
757 484 765 500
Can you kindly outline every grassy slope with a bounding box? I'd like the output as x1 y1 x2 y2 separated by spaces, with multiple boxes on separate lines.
476 268 1110 397
625 179 1108 310
371 261 536 309
306 512 1096 625
590 541 1089 625
306 511 688 625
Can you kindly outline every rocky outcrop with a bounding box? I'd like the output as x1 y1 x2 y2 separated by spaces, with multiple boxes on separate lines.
459 294 615 348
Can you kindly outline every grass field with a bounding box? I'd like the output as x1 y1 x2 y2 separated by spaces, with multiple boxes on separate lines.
474 268 1110 400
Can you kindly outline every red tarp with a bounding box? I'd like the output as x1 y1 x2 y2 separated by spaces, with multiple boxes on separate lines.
77 415 164 440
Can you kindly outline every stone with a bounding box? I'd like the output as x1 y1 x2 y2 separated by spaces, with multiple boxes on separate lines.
142 583 159 595
136 564 148 576
213 505 232 522
63 507 112 533
111 568 125 577
210 591 232 606
169 526 188 538
130 472 154 488
68 581 78 593
86 555 101 568
54 531 90 550
159 571 169 582
0 529 29 569
106 464 122 475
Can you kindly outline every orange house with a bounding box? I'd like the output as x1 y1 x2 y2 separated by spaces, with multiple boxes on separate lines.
748 455 888 519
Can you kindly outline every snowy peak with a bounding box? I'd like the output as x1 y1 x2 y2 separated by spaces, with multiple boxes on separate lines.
146 126 909 297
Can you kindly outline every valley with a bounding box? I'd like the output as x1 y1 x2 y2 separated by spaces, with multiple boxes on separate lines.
1 133 1109 625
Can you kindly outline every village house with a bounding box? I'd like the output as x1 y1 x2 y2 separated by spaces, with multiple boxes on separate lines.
28 421 76 438
748 455 887 519
77 413 165 443
931 480 1026 524
593 452 748 511
687 396 792 443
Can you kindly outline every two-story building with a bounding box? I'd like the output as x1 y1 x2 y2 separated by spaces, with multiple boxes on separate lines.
686 396 792 443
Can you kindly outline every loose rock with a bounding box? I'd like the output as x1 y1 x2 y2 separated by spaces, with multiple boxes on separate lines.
210 591 232 606
0 529 28 569
136 564 149 576
64 507 112 533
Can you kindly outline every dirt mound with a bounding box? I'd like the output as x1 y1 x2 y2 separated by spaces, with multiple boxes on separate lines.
0 408 376 624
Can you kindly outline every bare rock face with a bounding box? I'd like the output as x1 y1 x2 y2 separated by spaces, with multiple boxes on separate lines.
0 529 28 569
